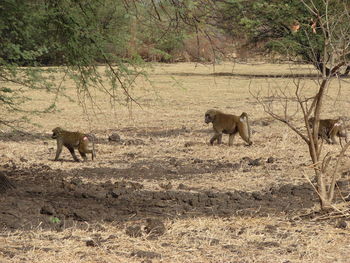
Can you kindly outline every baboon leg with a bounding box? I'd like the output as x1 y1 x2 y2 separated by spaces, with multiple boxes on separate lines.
228 133 235 146
91 137 96 160
79 151 88 162
78 142 92 161
330 135 338 144
67 146 80 162
321 128 333 144
318 127 329 143
210 133 222 145
87 149 95 160
217 134 223 144
322 134 332 144
209 136 215 145
322 137 332 144
329 128 338 144
54 141 63 161
81 137 95 160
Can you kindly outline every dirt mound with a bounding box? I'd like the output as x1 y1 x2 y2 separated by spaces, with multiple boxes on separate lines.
0 163 322 231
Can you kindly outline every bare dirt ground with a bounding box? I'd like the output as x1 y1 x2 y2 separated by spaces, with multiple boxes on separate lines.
1 62 350 262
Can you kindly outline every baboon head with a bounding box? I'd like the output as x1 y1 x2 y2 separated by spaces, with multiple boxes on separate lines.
51 127 63 139
205 109 218 124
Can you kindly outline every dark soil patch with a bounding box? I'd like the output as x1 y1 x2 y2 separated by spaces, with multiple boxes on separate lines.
154 72 333 79
0 131 50 142
0 174 15 193
135 126 191 138
1 161 349 231
106 127 216 141
65 158 243 181
130 250 161 259
104 127 193 139
0 163 323 231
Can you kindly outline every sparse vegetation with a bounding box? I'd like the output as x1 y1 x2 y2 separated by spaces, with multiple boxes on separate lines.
1 1 350 262
1 63 350 262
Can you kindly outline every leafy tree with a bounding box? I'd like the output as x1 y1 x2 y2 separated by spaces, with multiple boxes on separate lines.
252 0 350 210
123 1 194 62
214 0 350 75
1 0 209 128
0 0 139 127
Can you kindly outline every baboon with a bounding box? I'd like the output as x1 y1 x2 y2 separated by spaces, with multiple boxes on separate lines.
308 117 348 145
51 127 95 162
205 109 252 146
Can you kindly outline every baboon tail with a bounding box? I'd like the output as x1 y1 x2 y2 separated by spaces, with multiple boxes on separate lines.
240 112 250 134
240 112 248 120
240 112 252 145
87 133 96 160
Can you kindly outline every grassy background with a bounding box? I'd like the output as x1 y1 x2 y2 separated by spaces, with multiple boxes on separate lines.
1 62 350 262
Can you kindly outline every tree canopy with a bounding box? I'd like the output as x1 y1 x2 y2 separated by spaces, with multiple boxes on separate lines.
1 0 350 127
213 0 350 75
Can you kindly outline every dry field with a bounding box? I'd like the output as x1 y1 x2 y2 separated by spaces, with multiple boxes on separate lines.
1 62 350 262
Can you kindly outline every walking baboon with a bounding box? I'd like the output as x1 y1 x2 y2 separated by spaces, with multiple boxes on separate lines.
205 109 252 146
308 117 348 145
51 127 95 162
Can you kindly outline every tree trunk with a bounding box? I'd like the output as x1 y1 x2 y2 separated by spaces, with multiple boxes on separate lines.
314 60 331 76
315 170 331 209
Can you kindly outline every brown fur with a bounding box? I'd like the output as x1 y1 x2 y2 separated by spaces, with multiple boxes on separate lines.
308 117 348 144
205 109 252 146
51 127 95 162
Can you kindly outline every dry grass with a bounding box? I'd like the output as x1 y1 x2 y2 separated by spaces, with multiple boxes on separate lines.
1 62 350 262
1 217 350 263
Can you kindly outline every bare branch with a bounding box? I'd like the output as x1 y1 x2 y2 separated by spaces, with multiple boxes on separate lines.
328 140 350 201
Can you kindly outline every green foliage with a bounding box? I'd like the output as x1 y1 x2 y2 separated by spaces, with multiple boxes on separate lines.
125 1 190 62
4 0 348 127
216 0 350 73
1 0 205 127
0 1 46 66
49 216 61 224
0 0 141 127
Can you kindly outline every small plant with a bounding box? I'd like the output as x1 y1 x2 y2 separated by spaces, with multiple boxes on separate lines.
50 216 61 224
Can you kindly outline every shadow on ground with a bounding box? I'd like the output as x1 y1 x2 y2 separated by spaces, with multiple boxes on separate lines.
154 72 327 79
72 158 243 180
0 163 322 231
0 131 51 142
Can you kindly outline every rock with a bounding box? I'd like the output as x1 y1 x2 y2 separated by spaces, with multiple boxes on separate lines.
159 182 172 190
249 158 262 166
20 157 28 162
40 205 55 215
125 225 142 238
130 250 161 259
108 133 121 142
85 239 99 247
267 157 275 163
252 192 263 200
336 220 347 229
144 218 166 238
209 238 220 246
177 183 188 190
